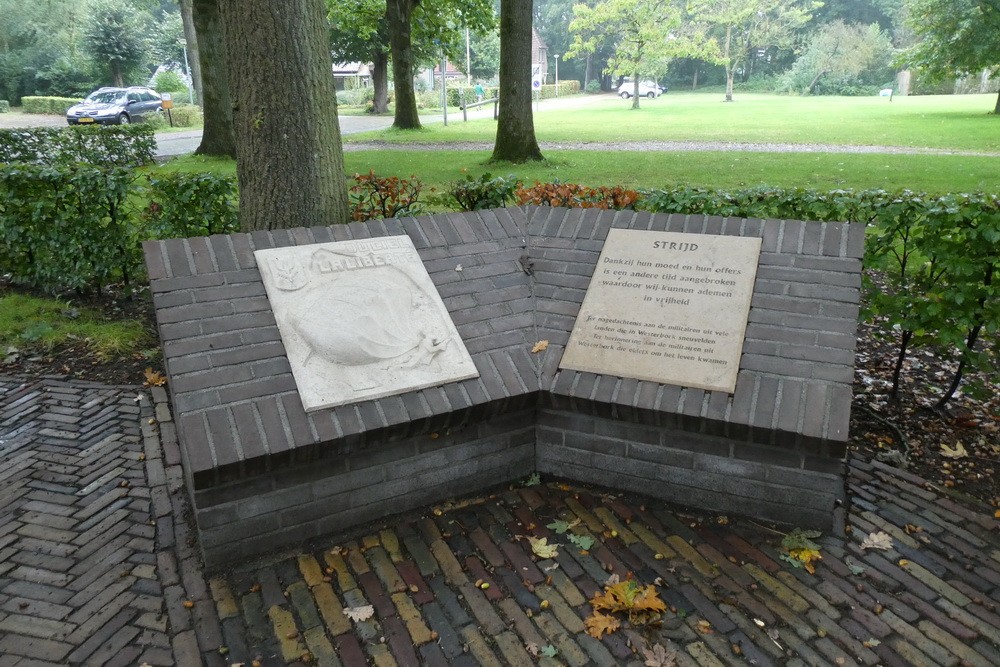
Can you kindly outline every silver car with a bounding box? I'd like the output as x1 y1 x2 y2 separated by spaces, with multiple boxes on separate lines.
66 87 162 125
618 80 665 99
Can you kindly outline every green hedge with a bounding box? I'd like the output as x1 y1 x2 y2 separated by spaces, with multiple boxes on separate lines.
446 81 582 108
0 164 140 292
143 172 239 238
0 125 156 166
21 96 81 115
0 100 9 113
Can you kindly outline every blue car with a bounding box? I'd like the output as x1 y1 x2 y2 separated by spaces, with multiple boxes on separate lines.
66 87 162 125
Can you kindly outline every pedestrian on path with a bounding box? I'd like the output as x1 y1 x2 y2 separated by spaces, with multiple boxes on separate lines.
474 83 485 103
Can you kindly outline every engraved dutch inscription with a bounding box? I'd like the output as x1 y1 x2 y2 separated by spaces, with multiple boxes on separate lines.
560 229 762 393
256 236 478 411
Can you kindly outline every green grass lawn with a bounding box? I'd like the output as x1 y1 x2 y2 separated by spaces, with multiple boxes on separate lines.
348 92 1000 152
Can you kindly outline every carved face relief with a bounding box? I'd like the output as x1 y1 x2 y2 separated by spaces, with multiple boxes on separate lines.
255 236 478 411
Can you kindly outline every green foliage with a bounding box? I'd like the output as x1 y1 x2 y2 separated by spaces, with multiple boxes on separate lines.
21 96 82 115
162 103 202 128
84 0 151 86
0 125 156 167
152 70 188 93
585 80 602 93
449 172 520 210
0 100 9 113
518 180 642 209
781 21 894 95
142 172 239 239
904 0 1000 88
0 163 140 293
350 170 425 221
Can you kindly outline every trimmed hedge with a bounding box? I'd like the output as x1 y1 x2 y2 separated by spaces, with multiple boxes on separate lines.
143 172 239 238
21 96 81 115
0 125 156 167
0 164 140 292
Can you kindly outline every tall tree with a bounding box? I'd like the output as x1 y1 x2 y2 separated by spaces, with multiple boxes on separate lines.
192 0 235 157
178 0 203 104
387 0 422 128
491 0 542 161
784 20 893 94
217 0 349 230
83 0 151 86
328 0 391 114
691 0 817 102
904 0 1000 113
568 0 689 109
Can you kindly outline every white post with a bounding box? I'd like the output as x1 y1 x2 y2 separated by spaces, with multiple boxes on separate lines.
440 53 448 126
178 38 193 104
555 55 559 96
465 27 472 88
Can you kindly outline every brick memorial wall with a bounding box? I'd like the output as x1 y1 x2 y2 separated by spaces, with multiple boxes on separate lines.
145 207 863 567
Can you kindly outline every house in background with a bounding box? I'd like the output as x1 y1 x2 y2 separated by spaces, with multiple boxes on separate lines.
332 62 371 90
532 28 548 82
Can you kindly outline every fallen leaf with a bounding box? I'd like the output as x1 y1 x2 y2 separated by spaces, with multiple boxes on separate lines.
539 644 559 658
531 340 549 353
525 642 539 657
527 536 559 559
521 472 541 487
584 610 621 638
642 643 678 667
860 531 893 551
569 534 595 551
995 510 1000 519
546 519 579 534
863 638 881 648
844 557 865 576
697 619 712 634
940 442 968 459
898 559 910 567
143 368 167 386
182 600 194 609
454 264 463 272
343 605 375 622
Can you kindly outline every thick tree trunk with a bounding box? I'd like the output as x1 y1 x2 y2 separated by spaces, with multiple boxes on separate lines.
387 0 421 129
807 69 827 94
723 25 733 102
192 0 235 157
112 63 123 87
491 0 542 163
631 73 640 110
179 0 203 104
217 0 349 231
372 50 389 114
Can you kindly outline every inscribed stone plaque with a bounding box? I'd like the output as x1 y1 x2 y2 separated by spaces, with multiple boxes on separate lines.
560 229 761 393
255 236 478 411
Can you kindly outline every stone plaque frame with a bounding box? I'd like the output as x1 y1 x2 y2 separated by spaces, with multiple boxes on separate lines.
560 229 761 393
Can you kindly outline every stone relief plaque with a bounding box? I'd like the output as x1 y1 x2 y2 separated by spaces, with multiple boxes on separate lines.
255 236 478 411
560 229 761 393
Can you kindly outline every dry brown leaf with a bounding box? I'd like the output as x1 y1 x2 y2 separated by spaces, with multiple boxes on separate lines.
860 531 893 551
642 643 677 667
531 340 550 354
584 610 621 639
525 642 539 657
527 536 558 559
143 368 167 386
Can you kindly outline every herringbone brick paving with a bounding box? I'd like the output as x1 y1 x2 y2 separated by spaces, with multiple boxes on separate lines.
2 375 999 665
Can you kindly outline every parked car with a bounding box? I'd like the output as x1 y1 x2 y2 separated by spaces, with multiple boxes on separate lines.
66 87 162 125
618 80 665 99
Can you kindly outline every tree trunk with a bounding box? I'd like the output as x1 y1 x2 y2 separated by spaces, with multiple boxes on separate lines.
371 50 389 114
723 24 733 102
807 69 827 95
491 0 542 163
112 62 123 87
631 73 640 110
387 0 421 129
994 89 1000 115
179 0 203 104
217 0 349 231
192 0 235 157
584 53 591 88
692 67 698 89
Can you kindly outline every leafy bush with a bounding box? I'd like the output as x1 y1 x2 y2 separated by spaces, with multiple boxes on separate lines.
0 163 140 292
350 170 424 221
449 172 520 211
0 100 9 113
0 125 156 166
337 86 374 107
142 172 239 239
517 181 641 210
164 103 202 127
585 80 602 94
21 96 81 115
152 70 188 94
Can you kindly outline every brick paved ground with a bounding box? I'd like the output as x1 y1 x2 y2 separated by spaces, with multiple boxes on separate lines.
1 376 998 666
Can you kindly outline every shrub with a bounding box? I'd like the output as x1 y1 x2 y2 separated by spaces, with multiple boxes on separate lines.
0 163 140 292
449 172 520 211
163 103 202 127
0 125 156 166
585 80 602 94
517 181 641 210
21 96 81 115
142 172 239 239
152 70 188 94
0 100 9 113
350 170 424 221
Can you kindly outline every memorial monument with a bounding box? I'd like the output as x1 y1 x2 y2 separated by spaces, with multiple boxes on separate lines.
145 207 863 567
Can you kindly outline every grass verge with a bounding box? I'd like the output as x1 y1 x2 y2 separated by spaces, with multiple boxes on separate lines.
0 292 152 360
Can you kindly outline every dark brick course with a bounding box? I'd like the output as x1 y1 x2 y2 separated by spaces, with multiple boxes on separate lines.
145 207 860 567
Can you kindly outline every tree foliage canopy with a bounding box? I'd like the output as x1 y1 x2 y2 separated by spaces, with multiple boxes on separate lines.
904 0 1000 81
